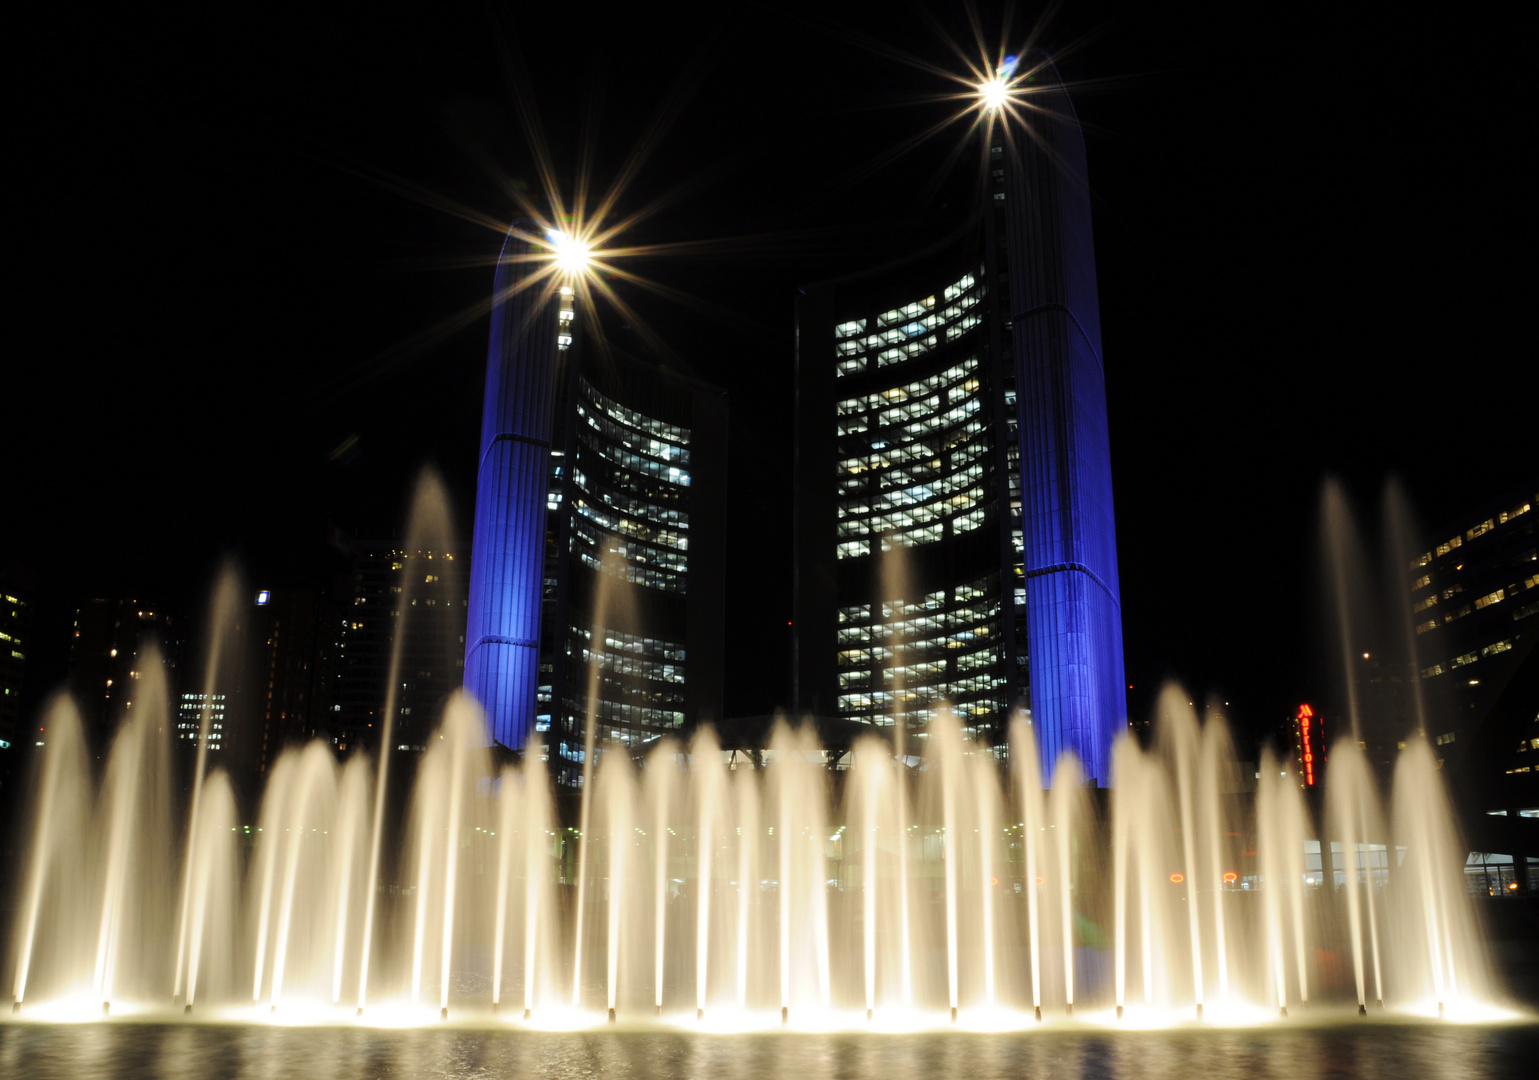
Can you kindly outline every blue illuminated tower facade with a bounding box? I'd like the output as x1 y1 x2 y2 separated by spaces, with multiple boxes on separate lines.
792 52 1125 783
464 226 566 751
999 52 1126 784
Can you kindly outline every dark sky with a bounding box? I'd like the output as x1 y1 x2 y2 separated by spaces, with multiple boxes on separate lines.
11 3 1533 745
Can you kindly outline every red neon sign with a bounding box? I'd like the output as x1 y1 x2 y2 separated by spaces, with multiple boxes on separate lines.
1296 703 1324 786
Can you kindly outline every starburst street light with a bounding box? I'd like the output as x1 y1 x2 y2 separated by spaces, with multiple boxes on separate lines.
978 54 1021 111
546 229 592 276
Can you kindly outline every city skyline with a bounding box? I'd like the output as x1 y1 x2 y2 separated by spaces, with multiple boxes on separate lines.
8 3 1534 748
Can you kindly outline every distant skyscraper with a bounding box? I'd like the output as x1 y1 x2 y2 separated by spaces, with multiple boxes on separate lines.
68 597 181 756
176 690 229 753
1410 481 1538 755
247 587 341 772
0 566 33 763
792 51 1126 783
334 544 467 756
464 224 727 768
536 348 727 787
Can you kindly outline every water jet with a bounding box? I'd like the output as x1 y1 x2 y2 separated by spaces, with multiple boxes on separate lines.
0 662 1499 1030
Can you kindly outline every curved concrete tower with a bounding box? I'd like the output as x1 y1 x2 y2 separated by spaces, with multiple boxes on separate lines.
464 223 564 751
1002 51 1126 783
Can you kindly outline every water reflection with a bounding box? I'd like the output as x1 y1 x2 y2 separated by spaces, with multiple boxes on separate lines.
3 1022 1536 1080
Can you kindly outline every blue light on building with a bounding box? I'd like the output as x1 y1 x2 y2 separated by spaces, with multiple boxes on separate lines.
463 224 565 751
1001 51 1126 784
792 50 1126 785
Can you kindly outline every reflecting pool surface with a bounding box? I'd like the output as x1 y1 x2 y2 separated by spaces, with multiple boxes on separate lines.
3 1021 1537 1080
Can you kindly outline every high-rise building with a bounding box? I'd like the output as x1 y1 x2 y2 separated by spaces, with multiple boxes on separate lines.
0 566 35 806
1410 481 1538 752
334 544 468 756
464 225 727 769
247 587 341 772
792 51 1126 783
175 690 230 754
536 349 727 786
67 597 182 756
0 565 34 771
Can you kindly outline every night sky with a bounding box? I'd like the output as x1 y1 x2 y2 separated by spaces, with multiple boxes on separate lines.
11 3 1532 749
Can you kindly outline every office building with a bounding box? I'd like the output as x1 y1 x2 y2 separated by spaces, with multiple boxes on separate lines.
67 597 181 756
334 544 467 756
0 565 34 779
464 224 727 772
247 587 341 772
1410 481 1538 751
792 51 1126 783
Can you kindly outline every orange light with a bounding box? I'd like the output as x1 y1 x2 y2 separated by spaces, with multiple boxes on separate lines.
1508 882 1520 892
1169 873 1185 884
990 876 1000 887
1035 876 1045 886
1223 872 1238 884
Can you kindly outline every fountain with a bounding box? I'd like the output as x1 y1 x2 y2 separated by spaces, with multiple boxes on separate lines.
1 480 1511 1031
2 671 1507 1027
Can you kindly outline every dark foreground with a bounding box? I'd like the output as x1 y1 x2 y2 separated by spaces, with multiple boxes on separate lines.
5 1022 1539 1080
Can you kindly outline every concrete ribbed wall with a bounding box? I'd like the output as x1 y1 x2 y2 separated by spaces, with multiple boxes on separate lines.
1003 51 1128 784
464 223 561 751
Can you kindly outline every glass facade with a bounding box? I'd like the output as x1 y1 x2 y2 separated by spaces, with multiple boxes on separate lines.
468 223 725 764
567 380 691 593
825 269 1020 742
1407 484 1538 765
543 377 694 786
794 52 1126 783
